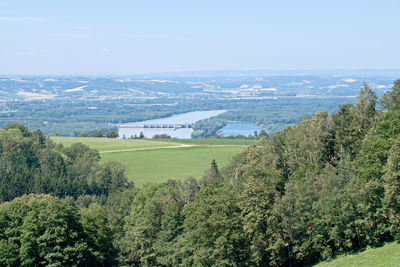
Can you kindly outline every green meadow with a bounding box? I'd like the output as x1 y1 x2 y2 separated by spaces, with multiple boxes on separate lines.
314 242 400 267
52 137 175 152
153 138 256 146
101 145 243 186
52 137 246 186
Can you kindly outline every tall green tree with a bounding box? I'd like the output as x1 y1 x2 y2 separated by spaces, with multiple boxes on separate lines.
357 110 400 182
200 159 223 187
381 79 400 111
330 83 377 158
330 103 357 156
121 181 185 266
237 167 281 266
383 136 400 239
80 203 118 266
355 82 377 133
0 194 116 266
283 110 332 180
105 130 119 138
183 186 249 266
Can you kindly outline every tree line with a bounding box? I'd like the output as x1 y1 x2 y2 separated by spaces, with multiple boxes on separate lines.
79 130 119 138
1 79 400 266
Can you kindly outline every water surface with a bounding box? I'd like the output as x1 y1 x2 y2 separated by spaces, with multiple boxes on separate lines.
220 122 261 137
119 110 226 139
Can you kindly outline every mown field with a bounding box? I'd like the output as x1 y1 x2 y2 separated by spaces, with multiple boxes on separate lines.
153 138 256 145
314 242 400 267
52 137 175 152
101 146 243 186
52 137 247 186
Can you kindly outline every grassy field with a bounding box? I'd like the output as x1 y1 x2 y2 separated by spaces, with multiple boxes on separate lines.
153 138 256 146
51 137 175 152
52 137 245 186
314 242 400 267
101 146 244 187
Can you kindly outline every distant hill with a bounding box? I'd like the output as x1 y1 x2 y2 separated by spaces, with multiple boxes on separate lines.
1 73 398 136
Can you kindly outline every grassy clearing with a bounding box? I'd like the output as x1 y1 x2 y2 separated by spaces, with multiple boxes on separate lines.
52 137 246 186
314 242 400 267
152 138 256 146
100 146 244 187
51 137 175 152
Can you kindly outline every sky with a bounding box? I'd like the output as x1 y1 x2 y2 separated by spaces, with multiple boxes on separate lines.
0 0 399 75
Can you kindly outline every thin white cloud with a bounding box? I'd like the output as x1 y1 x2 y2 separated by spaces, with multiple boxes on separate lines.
103 48 111 53
0 17 43 22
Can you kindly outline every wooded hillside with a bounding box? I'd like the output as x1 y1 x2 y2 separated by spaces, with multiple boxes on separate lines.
1 80 400 266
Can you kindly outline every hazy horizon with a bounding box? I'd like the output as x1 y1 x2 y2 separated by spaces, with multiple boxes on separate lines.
1 0 399 74
2 68 400 77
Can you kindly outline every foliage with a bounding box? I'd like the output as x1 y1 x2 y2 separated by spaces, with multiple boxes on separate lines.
105 130 119 138
120 181 185 266
237 167 282 265
92 130 104 137
0 194 116 266
381 79 400 111
192 117 227 138
0 125 132 203
183 186 249 266
152 133 171 139
383 136 400 239
2 79 400 266
330 83 377 158
357 110 400 182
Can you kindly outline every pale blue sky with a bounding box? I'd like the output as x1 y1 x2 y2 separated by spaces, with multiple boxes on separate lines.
0 0 399 74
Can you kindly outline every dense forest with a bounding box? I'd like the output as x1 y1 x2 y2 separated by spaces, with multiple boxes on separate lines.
1 79 400 266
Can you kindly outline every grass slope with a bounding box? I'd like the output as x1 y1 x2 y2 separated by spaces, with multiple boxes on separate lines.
52 137 245 186
153 138 256 146
100 146 243 187
314 242 400 267
52 137 174 152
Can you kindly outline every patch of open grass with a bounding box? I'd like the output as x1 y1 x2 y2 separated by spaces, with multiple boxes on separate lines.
51 137 174 152
313 242 400 267
152 138 256 146
51 137 246 187
100 145 244 187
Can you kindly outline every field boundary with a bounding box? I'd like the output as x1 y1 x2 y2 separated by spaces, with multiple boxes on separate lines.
99 144 195 153
99 143 249 153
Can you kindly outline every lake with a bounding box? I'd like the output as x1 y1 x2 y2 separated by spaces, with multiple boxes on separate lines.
118 110 226 139
219 122 261 137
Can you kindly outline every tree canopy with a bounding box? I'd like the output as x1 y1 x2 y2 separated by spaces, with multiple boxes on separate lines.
1 79 400 266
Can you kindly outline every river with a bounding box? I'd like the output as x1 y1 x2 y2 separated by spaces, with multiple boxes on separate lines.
219 122 261 137
118 110 226 139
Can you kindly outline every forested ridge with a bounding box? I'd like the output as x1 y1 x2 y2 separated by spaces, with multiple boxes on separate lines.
1 80 400 266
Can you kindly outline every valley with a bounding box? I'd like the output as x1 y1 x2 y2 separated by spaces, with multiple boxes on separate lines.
2 71 398 137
